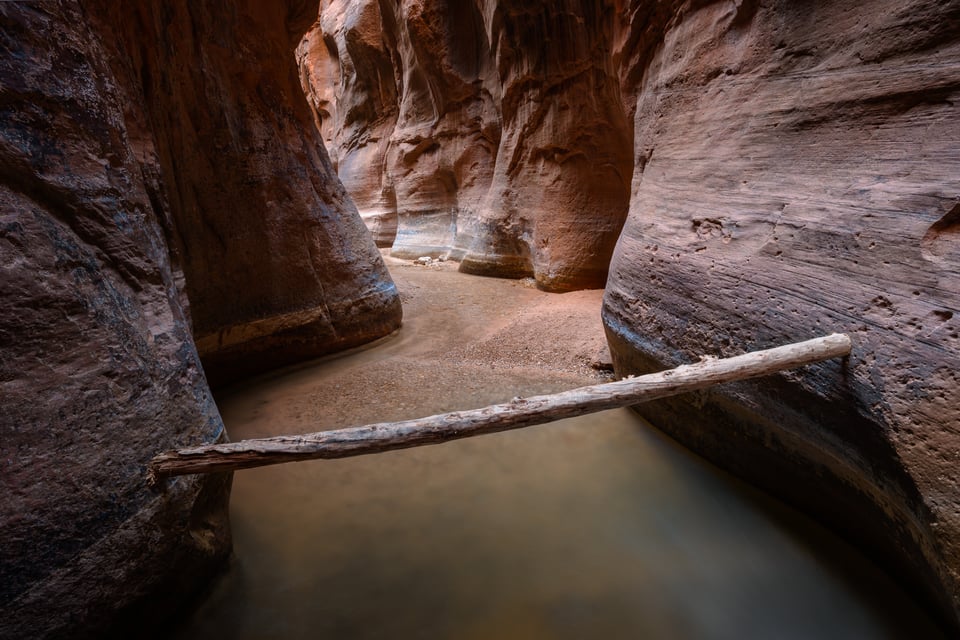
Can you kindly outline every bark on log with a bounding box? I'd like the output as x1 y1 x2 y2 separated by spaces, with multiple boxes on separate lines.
149 333 851 482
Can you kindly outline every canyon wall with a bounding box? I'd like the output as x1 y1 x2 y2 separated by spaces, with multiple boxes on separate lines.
0 0 401 637
604 0 960 628
4 0 958 635
106 0 402 387
0 4 230 637
300 0 632 291
309 0 960 629
297 1 403 247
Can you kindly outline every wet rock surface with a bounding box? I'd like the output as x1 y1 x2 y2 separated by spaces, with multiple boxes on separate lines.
604 0 960 629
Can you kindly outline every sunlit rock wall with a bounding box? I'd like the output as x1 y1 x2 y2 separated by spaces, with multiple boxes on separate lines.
460 0 633 291
300 0 632 291
298 0 403 247
300 0 502 262
604 0 960 628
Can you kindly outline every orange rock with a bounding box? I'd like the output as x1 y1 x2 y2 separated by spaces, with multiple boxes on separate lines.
300 0 631 290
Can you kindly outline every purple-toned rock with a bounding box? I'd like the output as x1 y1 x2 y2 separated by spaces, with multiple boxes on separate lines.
1 0 402 636
605 0 960 627
0 3 228 637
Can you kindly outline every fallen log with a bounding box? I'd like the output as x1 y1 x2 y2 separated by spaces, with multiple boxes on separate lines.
149 333 851 482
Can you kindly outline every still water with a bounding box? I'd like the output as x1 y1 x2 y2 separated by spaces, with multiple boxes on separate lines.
174 269 942 639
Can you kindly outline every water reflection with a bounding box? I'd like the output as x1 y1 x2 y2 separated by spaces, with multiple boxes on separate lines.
173 267 942 639
174 406 940 639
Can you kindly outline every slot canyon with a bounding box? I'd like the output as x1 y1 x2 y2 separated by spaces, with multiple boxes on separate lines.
1 0 958 638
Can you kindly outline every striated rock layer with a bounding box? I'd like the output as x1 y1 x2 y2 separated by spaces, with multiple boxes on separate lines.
300 0 502 263
299 0 632 291
604 0 960 630
460 0 633 291
1 0 401 637
298 0 403 248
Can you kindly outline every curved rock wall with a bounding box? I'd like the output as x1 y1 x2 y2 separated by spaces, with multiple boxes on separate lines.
309 0 960 628
110 0 402 386
298 0 403 247
1 0 401 636
0 3 229 637
300 0 502 261
383 0 501 264
603 0 960 628
461 0 633 291
300 0 632 291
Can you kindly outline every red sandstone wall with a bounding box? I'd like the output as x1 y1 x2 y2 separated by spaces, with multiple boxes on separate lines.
305 0 960 628
605 0 960 627
300 0 632 291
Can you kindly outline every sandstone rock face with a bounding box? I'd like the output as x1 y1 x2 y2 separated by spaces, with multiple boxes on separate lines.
1 0 402 636
460 0 633 291
312 1 960 625
108 0 402 387
382 0 500 265
300 0 502 262
300 0 631 290
0 3 229 637
298 0 402 248
603 0 960 628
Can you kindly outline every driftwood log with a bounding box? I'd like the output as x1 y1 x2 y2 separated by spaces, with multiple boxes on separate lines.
149 333 851 482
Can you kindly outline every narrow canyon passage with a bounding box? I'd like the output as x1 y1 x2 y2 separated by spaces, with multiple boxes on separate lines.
173 260 941 639
3 2 958 637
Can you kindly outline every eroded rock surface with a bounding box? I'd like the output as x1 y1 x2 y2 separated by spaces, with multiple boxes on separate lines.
1 0 401 637
310 0 960 629
0 4 229 637
299 0 631 290
460 0 633 291
106 0 402 386
298 0 403 247
603 0 960 628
